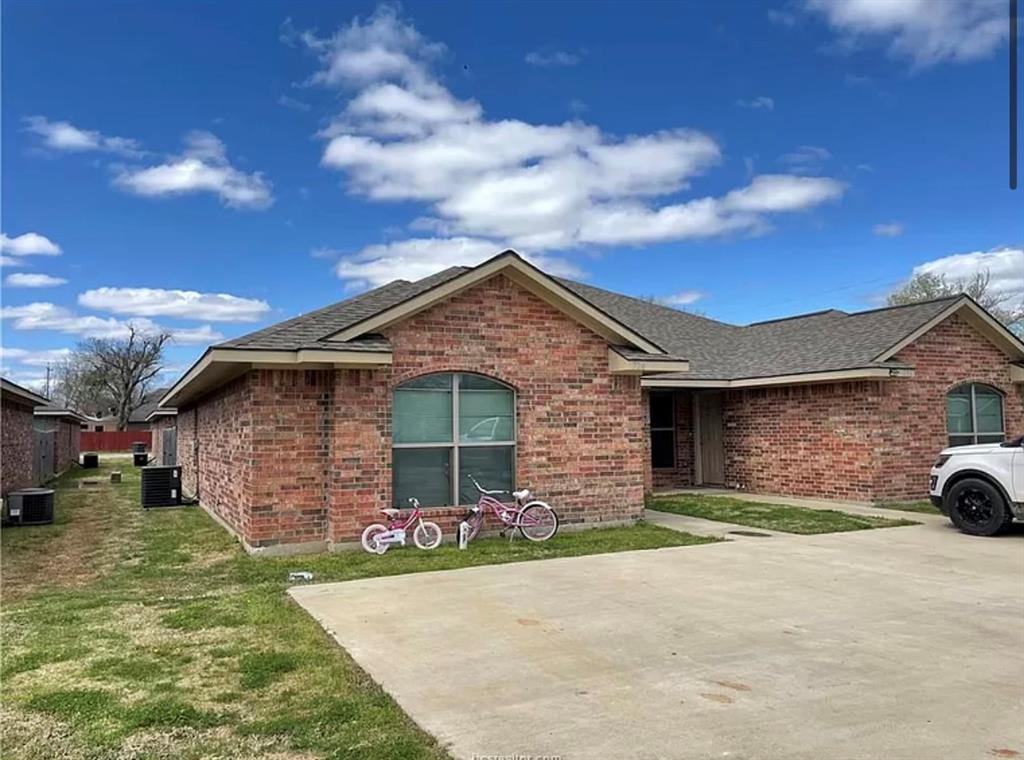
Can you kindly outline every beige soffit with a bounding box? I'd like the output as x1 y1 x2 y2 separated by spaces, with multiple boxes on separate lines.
874 297 1024 363
1 377 50 407
1010 364 1024 383
323 251 665 355
642 366 915 389
608 348 689 375
161 347 393 408
145 407 178 422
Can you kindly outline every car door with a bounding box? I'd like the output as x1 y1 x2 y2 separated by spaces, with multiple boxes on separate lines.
1012 445 1024 503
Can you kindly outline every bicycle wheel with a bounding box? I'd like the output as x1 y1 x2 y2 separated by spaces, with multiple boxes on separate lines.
361 524 390 554
414 521 442 550
464 507 485 542
518 502 558 542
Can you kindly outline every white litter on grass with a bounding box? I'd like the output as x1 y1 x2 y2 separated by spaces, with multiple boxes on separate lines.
288 571 314 582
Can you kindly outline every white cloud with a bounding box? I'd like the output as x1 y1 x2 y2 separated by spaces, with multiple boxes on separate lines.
912 247 1024 307
0 302 222 344
0 256 24 267
278 94 312 111
0 232 62 257
873 221 904 237
113 131 273 209
4 273 68 288
777 145 832 175
77 287 270 322
658 290 704 307
293 7 848 285
334 237 583 289
23 116 145 157
736 96 775 111
805 0 1006 67
0 346 73 367
525 50 581 66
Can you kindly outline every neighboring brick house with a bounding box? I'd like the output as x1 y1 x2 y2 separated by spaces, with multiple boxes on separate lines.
158 250 1024 554
147 407 177 465
1 378 49 497
34 406 85 477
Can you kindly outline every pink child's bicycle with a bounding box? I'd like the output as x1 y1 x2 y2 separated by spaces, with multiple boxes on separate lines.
361 498 443 554
462 474 559 542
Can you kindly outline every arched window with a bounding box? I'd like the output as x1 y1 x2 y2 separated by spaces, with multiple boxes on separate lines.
392 373 515 507
947 383 1004 446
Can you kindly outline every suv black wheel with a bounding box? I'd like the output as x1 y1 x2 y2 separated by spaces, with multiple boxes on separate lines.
946 478 1013 536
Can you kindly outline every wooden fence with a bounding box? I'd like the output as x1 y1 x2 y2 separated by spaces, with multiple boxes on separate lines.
80 431 152 452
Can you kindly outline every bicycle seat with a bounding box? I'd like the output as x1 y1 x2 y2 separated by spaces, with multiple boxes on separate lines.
512 489 531 501
379 507 401 518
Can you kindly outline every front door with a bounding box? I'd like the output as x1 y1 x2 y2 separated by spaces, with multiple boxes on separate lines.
697 393 725 485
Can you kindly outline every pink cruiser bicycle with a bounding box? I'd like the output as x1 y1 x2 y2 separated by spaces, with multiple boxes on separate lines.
463 474 559 542
361 498 443 554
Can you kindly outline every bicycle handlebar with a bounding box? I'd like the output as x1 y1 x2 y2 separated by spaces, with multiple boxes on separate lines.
467 473 507 496
407 497 421 508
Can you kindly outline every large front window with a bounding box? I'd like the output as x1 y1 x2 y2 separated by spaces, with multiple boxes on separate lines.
947 383 1004 446
392 373 515 507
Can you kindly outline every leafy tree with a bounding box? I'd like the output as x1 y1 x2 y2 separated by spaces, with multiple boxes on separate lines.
888 269 1023 335
53 325 170 429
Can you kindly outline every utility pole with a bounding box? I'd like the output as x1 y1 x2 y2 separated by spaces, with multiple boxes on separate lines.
45 364 51 398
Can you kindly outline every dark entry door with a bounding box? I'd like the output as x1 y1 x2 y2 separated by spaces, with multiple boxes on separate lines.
698 393 725 485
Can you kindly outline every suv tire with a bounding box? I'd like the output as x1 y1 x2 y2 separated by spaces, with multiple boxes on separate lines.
946 478 1013 536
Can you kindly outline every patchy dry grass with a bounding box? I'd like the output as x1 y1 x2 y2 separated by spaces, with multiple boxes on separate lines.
2 459 706 759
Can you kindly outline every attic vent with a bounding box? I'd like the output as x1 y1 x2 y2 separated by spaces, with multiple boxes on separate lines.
141 466 182 509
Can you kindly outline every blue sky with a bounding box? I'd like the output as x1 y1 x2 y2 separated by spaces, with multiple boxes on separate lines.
2 0 1021 390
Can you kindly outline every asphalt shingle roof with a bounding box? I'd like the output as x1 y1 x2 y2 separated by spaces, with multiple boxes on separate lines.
214 262 968 382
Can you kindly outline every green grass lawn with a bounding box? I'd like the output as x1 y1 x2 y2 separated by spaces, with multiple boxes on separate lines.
1 460 713 760
872 500 942 515
647 493 918 534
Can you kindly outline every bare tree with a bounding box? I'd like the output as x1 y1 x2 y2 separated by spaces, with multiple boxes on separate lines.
888 269 1023 335
54 325 170 429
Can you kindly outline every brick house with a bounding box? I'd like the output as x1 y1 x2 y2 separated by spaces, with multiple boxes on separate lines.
159 251 1024 554
1 378 49 497
33 406 85 477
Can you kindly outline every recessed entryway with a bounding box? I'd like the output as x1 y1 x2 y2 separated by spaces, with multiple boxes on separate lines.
694 391 725 485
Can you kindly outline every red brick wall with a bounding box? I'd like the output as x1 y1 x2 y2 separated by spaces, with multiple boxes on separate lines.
2 398 35 496
722 381 888 500
719 313 1023 502
178 375 256 541
247 370 332 548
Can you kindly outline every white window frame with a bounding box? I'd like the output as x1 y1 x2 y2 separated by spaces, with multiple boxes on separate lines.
392 373 517 506
947 383 1005 446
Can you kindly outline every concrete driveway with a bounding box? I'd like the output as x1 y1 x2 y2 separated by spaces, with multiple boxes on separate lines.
290 519 1024 760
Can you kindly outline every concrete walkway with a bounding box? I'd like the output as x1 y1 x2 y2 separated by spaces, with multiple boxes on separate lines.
656 486 948 524
290 518 1024 760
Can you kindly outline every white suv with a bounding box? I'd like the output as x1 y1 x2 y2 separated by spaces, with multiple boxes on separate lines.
929 436 1024 536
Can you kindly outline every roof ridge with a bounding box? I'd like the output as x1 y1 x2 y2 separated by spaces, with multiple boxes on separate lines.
748 309 846 326
555 276 739 329
843 294 963 318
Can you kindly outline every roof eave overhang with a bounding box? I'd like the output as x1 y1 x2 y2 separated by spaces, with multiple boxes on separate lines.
1010 363 1024 384
642 366 915 389
145 408 178 422
608 348 689 376
323 251 666 355
161 347 394 408
874 297 1024 363
1 379 50 407
34 409 89 424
